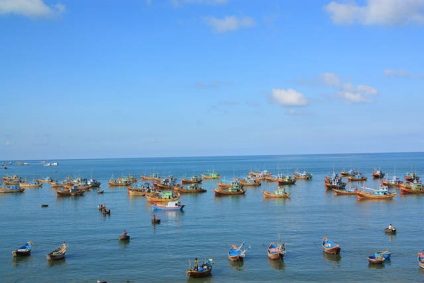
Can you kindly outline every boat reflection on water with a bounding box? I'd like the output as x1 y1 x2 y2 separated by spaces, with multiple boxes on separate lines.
368 262 385 269
47 258 66 267
323 252 341 263
268 258 286 270
229 260 244 271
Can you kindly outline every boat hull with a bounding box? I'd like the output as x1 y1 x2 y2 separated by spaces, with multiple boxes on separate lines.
262 191 290 198
214 188 246 196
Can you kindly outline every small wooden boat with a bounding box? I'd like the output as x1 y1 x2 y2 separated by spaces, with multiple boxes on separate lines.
356 186 396 200
368 255 385 264
41 204 49 207
405 172 420 182
385 225 396 234
278 176 296 185
322 238 341 255
108 178 132 186
151 200 185 211
214 187 246 196
145 191 180 202
37 176 53 183
293 171 313 180
141 173 161 181
46 242 67 260
151 215 161 224
56 187 85 197
374 250 391 259
12 242 33 257
181 175 202 184
263 188 290 198
97 190 104 194
119 231 130 241
381 176 403 188
0 185 25 193
201 172 221 180
418 251 424 269
186 258 214 278
324 172 346 190
19 180 42 188
372 170 385 179
267 242 286 260
347 173 367 182
333 187 357 196
228 243 247 261
238 178 262 187
128 182 154 196
173 184 207 194
400 182 424 194
340 169 357 177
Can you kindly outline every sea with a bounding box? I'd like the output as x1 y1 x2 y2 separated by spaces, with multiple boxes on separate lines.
1 152 424 283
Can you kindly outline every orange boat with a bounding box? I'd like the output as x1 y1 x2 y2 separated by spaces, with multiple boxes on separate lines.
263 188 290 198
355 186 396 200
145 191 180 202
181 176 202 184
322 238 341 255
201 172 221 180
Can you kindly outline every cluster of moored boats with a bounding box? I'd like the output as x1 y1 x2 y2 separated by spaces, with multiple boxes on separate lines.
324 169 424 199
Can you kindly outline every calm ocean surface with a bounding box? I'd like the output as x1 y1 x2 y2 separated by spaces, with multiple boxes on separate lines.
1 152 424 282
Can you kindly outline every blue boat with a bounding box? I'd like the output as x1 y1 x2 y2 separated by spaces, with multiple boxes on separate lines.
12 242 32 257
228 242 246 261
322 238 341 254
374 250 391 259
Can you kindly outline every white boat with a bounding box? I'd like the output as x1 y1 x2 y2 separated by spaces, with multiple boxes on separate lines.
151 200 185 211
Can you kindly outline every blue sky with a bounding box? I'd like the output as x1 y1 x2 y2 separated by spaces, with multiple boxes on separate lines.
1 0 423 160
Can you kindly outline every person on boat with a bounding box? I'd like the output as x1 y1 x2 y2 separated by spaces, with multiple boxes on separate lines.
123 230 127 237
388 224 393 230
194 258 199 271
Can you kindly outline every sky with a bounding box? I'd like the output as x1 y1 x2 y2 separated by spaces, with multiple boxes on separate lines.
1 0 423 160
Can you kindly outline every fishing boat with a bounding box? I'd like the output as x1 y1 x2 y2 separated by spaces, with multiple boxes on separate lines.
405 172 420 182
238 178 262 187
293 170 313 180
12 242 33 257
381 176 403 188
267 242 286 260
418 251 424 269
19 180 42 188
119 230 130 241
355 185 396 200
2 175 21 183
145 191 180 202
249 170 272 178
278 175 296 185
368 255 385 264
322 238 341 255
347 173 367 182
108 178 132 186
173 184 207 194
333 187 357 196
87 179 101 188
264 175 281 182
374 250 391 259
214 183 246 196
37 176 53 183
128 182 155 196
46 242 67 261
385 224 396 234
153 176 177 190
0 185 25 193
324 172 346 190
151 200 185 211
372 169 385 179
56 187 85 197
228 242 247 261
181 175 202 184
400 182 424 194
201 171 221 180
340 169 357 177
151 215 161 224
186 258 214 278
141 173 161 181
263 188 290 198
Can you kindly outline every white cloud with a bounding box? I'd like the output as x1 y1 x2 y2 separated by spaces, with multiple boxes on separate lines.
0 0 65 18
384 69 424 79
320 73 379 103
271 89 309 106
203 16 255 32
324 0 424 25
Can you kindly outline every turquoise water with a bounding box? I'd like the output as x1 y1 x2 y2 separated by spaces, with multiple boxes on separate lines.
1 153 424 282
